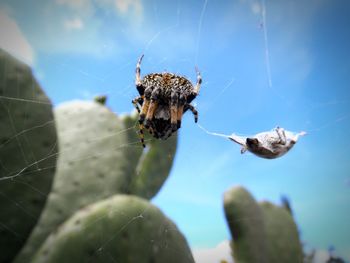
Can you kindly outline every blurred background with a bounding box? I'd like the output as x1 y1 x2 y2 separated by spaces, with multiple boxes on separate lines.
1 0 349 262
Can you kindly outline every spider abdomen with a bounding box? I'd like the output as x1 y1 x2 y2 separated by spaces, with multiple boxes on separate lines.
141 73 194 99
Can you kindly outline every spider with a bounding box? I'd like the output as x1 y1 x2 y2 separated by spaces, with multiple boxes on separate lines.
228 127 307 159
132 55 201 147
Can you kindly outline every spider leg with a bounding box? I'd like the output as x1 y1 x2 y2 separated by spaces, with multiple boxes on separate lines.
135 54 144 87
132 96 143 113
137 94 148 148
176 105 184 128
136 93 153 147
144 88 160 129
194 67 202 95
184 104 198 123
176 95 185 129
145 101 158 128
170 91 179 131
137 122 146 148
140 98 150 123
139 87 153 123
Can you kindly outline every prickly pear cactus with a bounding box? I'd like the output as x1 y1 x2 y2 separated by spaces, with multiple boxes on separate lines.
32 195 194 263
223 186 303 263
260 201 303 263
16 100 177 262
223 186 267 263
122 112 177 199
14 100 130 262
0 49 58 263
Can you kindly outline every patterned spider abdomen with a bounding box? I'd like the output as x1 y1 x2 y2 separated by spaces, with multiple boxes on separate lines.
139 73 196 139
141 73 195 102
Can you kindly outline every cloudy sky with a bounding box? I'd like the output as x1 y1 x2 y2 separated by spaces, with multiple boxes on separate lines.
1 0 350 262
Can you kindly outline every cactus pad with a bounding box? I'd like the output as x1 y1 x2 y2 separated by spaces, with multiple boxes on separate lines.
0 49 58 262
223 186 303 263
32 195 194 263
122 112 177 199
223 186 267 263
15 100 130 262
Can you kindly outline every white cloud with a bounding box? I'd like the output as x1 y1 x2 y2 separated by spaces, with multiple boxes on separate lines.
115 0 143 17
0 9 34 65
313 249 330 263
55 0 93 17
193 245 341 263
310 249 350 263
64 17 84 30
56 0 90 10
192 240 234 263
45 0 144 57
24 1 118 58
58 0 144 19
251 2 261 15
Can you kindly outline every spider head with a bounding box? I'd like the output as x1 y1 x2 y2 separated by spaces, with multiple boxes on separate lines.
149 117 173 139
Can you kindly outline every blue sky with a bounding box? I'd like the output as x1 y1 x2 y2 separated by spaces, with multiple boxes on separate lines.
1 0 350 261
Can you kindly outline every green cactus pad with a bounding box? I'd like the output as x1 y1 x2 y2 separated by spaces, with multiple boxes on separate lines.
223 186 303 263
32 195 194 263
0 49 58 262
129 134 177 199
119 113 144 186
223 186 267 263
15 100 130 263
260 201 303 263
94 95 107 105
122 112 177 199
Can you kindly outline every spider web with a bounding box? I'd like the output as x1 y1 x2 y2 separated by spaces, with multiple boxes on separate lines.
1 0 350 262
